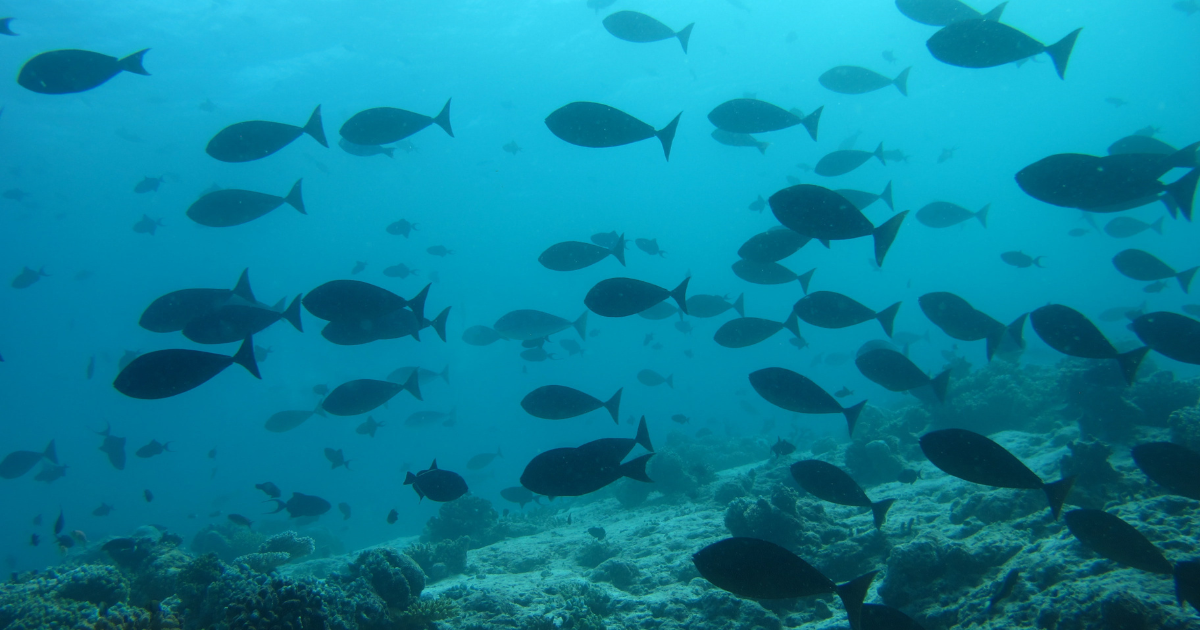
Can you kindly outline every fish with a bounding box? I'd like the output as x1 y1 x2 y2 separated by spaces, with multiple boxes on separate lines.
749 368 866 436
340 100 453 146
926 20 1082 79
545 102 681 161
29 535 39 547
916 202 989 228
634 238 665 257
1000 251 1045 269
187 180 305 227
738 228 812 264
602 11 694 53
303 279 412 323
133 176 164 194
708 99 822 139
338 137 395 158
338 502 352 520
0 17 15 35
405 460 468 502
502 141 522 155
671 414 690 424
324 448 350 470
585 277 690 317
771 437 796 458
692 537 876 630
711 129 770 154
405 409 457 427
383 263 419 279
144 489 154 502
467 448 503 470
501 486 538 507
1130 312 1200 366
920 429 1075 518
131 214 166 236
93 425 127 471
255 482 282 499
791 460 896 528
427 246 453 257
731 260 815 289
895 0 1007 26
3 188 29 201
795 291 900 337
1104 216 1164 238
113 337 261 399
897 469 921 484
265 410 314 433
494 310 588 341
267 492 332 518
815 143 886 177
1112 249 1196 292
18 49 150 94
713 312 801 349
56 534 76 549
770 185 907 267
520 419 654 497
1144 281 1168 293
253 345 273 363
93 503 114 517
687 294 745 319
139 269 254 333
0 441 56 479
521 385 622 423
206 106 327 163
462 325 504 346
356 416 385 437
11 266 49 289
1068 228 1089 237
34 462 67 483
1031 304 1149 383
227 514 252 528
183 295 303 346
918 292 1026 360
588 527 606 540
560 340 585 356
1108 135 1178 157
135 440 172 459
855 345 952 402
637 369 674 388
53 510 65 536
834 387 854 398
836 182 895 212
1132 442 1200 501
539 238 627 271
321 374 421 416
386 219 418 237
387 509 399 524
819 66 910 96
748 195 767 212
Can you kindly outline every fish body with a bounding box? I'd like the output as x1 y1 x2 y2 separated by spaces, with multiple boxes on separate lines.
386 219 417 237
545 102 681 160
1029 304 1147 384
268 492 332 518
340 101 453 146
113 337 261 399
713 313 801 349
187 180 305 227
0 441 56 479
602 11 694 53
405 460 468 502
322 375 421 416
11 266 49 289
927 20 1081 79
265 410 313 433
855 346 951 402
540 239 626 271
815 143 886 177
711 129 770 154
794 291 900 337
771 437 796 458
749 368 865 435
338 137 395 158
18 49 150 94
819 66 910 95
521 385 622 422
494 310 588 341
791 460 895 528
467 448 503 470
206 106 327 162
1000 251 1045 268
356 416 385 437
135 439 172 458
769 185 907 266
637 369 673 388
255 482 282 498
916 201 989 228
895 0 1007 26
134 177 164 194
324 448 350 469
585 277 690 317
1130 312 1200 365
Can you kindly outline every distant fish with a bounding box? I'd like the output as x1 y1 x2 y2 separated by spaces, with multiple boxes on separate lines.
1067 228 1089 237
255 482 282 499
502 141 522 155
748 195 767 212
918 292 1025 360
1104 216 1164 238
338 502 352 520
427 245 453 257
113 337 261 399
133 176 165 194
1000 251 1045 268
405 460 468 502
687 294 745 319
1130 312 1200 366
1030 304 1147 384
462 325 504 346
340 100 453 146
134 439 172 458
321 374 421 416
386 218 418 237
771 437 796 458
602 11 694 53
500 486 538 508
635 238 666 257
97 425 126 470
926 20 1081 79
749 368 865 436
559 339 585 356
738 228 811 263
92 503 114 517
265 409 314 433
18 48 150 94
199 99 217 112
795 291 900 337
836 181 894 212
0 441 56 479
545 102 681 161
11 266 48 289
916 201 988 228
585 277 690 317
494 310 588 341
324 447 350 470
713 312 801 349
187 180 305 227
819 66 910 96
1112 249 1196 292
144 489 154 502
338 137 395 158
0 17 15 35
228 514 252 528
815 143 886 177
731 260 814 289
520 418 654 497
671 414 690 424
588 526 606 540
267 492 331 518
711 129 770 155
131 214 165 235
31 464 64 486
769 185 907 267
855 345 952 402
387 509 399 524
834 387 854 398
896 469 921 484
353 416 384 438
791 460 895 528
708 99 822 139
539 238 626 271
637 369 674 388
521 385 622 423
467 448 503 470
405 409 457 427
383 263 419 279
3 188 29 201
206 106 327 163
937 147 957 163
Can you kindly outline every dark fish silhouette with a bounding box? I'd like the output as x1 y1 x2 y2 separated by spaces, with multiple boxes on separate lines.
1000 251 1045 268
382 263 418 279
54 510 65 535
686 294 744 319
1105 216 1164 238
265 410 314 433
770 185 907 267
692 538 876 630
918 292 1025 360
545 102 681 161
321 374 421 416
1130 312 1200 366
338 502 351 520
135 439 172 458
113 337 261 399
520 420 654 498
139 269 254 333
711 129 770 154
134 176 164 194
303 279 410 323
791 460 895 528
255 482 282 499
467 448 503 470
714 312 800 348
855 345 951 402
737 228 811 263
731 260 815 289
97 426 126 470
1029 304 1148 384
356 416 385 437
636 370 673 388
816 143 886 177
340 100 453 146
462 325 504 346
18 49 149 94
748 195 768 212
324 448 350 470
267 492 331 518
1112 249 1196 292
771 437 796 458
0 441 56 479
34 462 68 483
916 201 989 228
836 181 895 211
405 460 468 502
708 99 822 139
93 503 114 517
895 0 1007 26
795 291 900 337
602 11 694 53
920 429 1075 518
585 277 689 317
588 527 606 540
11 266 48 289
183 294 302 345
501 486 538 507
494 310 588 341
749 368 865 435
0 17 15 35
521 385 622 423
132 214 164 235
502 141 522 155
386 219 418 237
819 66 910 96
387 509 399 524
861 604 927 630
206 106 327 162
927 20 1081 79
186 180 305 227
1132 442 1200 500
427 246 452 257
634 238 665 257
144 489 154 502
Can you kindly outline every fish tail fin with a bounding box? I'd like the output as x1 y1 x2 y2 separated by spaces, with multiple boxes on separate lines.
876 302 901 338
1151 216 1164 235
402 370 423 402
1164 168 1198 221
783 310 801 338
1163 193 1180 220
801 106 823 141
1044 28 1082 80
603 388 623 424
635 416 654 452
983 1 1007 20
264 499 286 514
757 141 770 155
676 23 694 53
433 98 454 137
574 311 589 339
1174 561 1200 612
1117 346 1150 385
620 453 654 483
303 105 328 147
733 293 745 317
383 147 395 158
1006 313 1028 349
0 17 16 35
835 571 878 630
612 234 627 266
1167 141 1199 169
1179 267 1198 293
1034 256 1047 268
893 66 911 96
284 179 306 214
408 284 431 323
671 276 691 314
232 268 255 303
44 440 57 464
656 113 682 161
880 180 894 210
403 471 416 486
430 307 450 342
873 141 886 165
870 498 896 529
798 268 815 295
872 210 907 267
440 364 451 384
929 369 952 403
231 337 261 379
976 203 990 228
666 374 674 389
118 49 151 76
843 400 867 436
282 294 303 332
1042 475 1076 519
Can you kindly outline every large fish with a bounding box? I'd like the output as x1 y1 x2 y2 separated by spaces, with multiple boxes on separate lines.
602 11 694 53
321 374 421 416
97 425 126 470
113 337 261 399
405 460 468 502
303 280 412 322
267 492 331 518
710 129 770 155
1112 249 1197 292
1016 146 1199 218
493 310 588 341
790 460 895 528
139 269 254 333
520 385 622 422
186 180 305 227
520 419 654 497
855 344 951 402
708 99 822 139
545 102 681 160
1131 442 1200 500
749 367 865 436
815 143 886 177
926 20 1082 79
714 312 800 349
182 295 303 345
1029 304 1148 384
770 185 907 267
794 291 900 337
1129 312 1200 366
18 49 149 94
819 66 910 96
0 441 56 480
918 292 1025 360
585 277 689 317
462 325 504 346
206 106 328 163
539 238 626 271
339 100 453 146
895 0 1007 26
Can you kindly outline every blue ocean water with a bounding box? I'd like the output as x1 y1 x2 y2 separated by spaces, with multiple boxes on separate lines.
0 0 1197 604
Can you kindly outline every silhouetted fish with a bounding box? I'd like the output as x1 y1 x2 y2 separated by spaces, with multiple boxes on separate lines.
714 312 800 349
324 448 349 470
918 292 1025 360
255 482 282 499
321 374 421 416
711 129 770 154
183 295 303 345
206 106 327 162
520 419 654 497
338 502 351 519
585 277 690 317
708 99 822 139
0 441 56 479
139 269 254 333
462 325 504 346
267 492 331 518
602 11 694 53
545 102 681 161
501 486 538 507
855 345 951 402
749 368 865 435
95 426 126 470
816 143 886 177
895 0 1007 26
795 291 900 337
1130 312 1200 365
303 280 410 322
338 138 394 158
916 201 989 228
836 182 894 211
819 66 910 96
135 439 172 458
1029 304 1148 384
1112 249 1196 292
132 214 164 235
771 437 796 458
687 294 744 318
467 448 503 470
18 49 149 94
187 180 305 227
1000 251 1045 268
770 185 907 267
927 20 1081 79
340 100 453 145
494 310 588 341
405 460 468 502
521 385 622 423
113 337 261 399
0 18 15 36
791 460 895 528
11 266 48 289
731 260 815 289
636 369 673 388
738 228 811 263
386 219 417 237
540 238 626 271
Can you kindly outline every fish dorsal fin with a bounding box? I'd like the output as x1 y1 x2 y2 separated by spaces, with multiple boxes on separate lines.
232 268 255 303
429 459 438 470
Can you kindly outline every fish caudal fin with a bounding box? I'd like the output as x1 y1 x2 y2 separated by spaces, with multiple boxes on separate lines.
757 141 770 155
843 400 867 436
284 179 306 214
801 106 823 141
1174 561 1200 613
433 99 454 137
1117 346 1150 385
603 388 623 424
873 142 886 165
671 276 691 314
666 374 674 389
282 294 303 332
870 498 895 529
611 234 627 266
656 113 682 161
976 203 990 228
676 23 694 53
303 105 328 148
44 440 57 464
119 49 151 76
635 416 654 452
880 181 894 211
798 268 816 294
1151 216 1164 235
574 311 589 339
440 364 451 384
783 310 801 338
1005 313 1028 351
1167 141 1199 169
620 453 654 483
836 571 878 630
383 147 395 158
929 369 952 403
983 1 1008 21
402 370 423 402
893 67 910 96
232 337 261 379
733 293 745 318
876 302 901 338
1044 28 1082 80
1177 267 1199 293
429 307 450 342
873 210 907 267
1164 169 1198 222
1042 475 1076 519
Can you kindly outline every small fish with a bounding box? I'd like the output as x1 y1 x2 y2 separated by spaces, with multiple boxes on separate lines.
132 214 165 235
1144 280 1168 293
1000 251 1045 268
338 502 352 520
502 141 522 155
3 188 28 201
588 526 606 540
199 99 217 112
1105 97 1127 108
56 534 76 549
771 437 796 458
255 482 281 499
834 386 854 398
92 503 114 516
1067 228 1089 237
671 414 690 424
227 514 252 528
11 266 49 289
635 238 666 257
29 534 39 547
937 147 957 163
882 50 897 63
427 245 453 257
383 263 418 279
356 416 385 437
351 261 367 275
386 219 418 237
18 48 150 95
324 448 350 470
643 333 655 346
467 448 503 470
133 176 165 194
387 509 399 524
135 439 172 458
54 510 65 535
34 462 68 483
748 195 767 212
143 489 154 502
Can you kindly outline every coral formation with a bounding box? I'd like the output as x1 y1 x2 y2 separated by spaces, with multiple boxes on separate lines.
424 494 501 548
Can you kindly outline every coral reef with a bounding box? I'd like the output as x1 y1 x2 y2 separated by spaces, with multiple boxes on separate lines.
405 539 469 579
424 494 501 548
1169 405 1200 452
